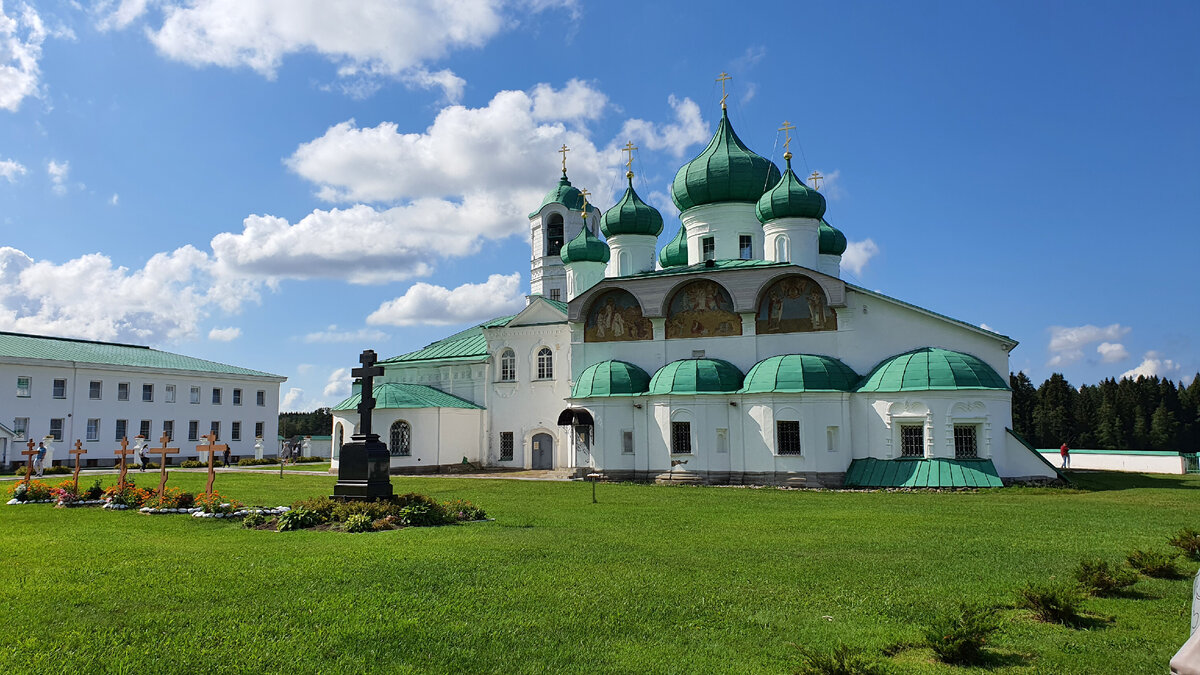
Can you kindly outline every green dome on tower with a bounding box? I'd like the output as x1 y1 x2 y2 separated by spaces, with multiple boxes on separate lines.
819 219 847 256
601 175 664 238
856 348 1009 392
755 157 827 222
558 224 610 265
528 174 599 219
671 109 781 212
658 225 688 268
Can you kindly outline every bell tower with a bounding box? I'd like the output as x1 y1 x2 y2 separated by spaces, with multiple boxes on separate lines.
528 145 597 302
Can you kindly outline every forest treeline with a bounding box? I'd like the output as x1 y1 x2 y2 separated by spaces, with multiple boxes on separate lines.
1010 372 1200 452
278 408 333 439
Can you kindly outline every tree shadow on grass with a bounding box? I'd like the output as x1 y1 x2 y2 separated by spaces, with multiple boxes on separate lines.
1064 471 1200 492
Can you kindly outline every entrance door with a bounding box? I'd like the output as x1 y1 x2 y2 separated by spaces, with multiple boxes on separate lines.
531 433 553 469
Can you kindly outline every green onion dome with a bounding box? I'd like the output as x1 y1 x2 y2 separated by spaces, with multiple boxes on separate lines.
856 348 1009 392
755 157 827 222
571 360 651 398
528 173 599 218
558 224 610 265
601 174 665 238
819 219 847 256
648 358 744 395
658 224 688 268
671 109 781 212
739 354 859 393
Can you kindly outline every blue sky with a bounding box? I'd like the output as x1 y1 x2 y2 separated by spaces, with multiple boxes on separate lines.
2 0 1197 410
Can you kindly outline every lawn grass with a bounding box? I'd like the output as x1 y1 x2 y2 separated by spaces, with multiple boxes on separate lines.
1 471 1197 673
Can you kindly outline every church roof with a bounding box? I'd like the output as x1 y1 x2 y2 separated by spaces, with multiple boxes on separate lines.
571 360 651 397
658 224 688 268
671 109 781 212
632 258 789 279
648 358 744 395
601 177 664 238
856 348 1009 392
0 330 283 379
381 315 514 365
559 225 610 265
819 219 847 256
843 457 1004 488
332 382 482 411
755 158 826 222
528 174 598 218
740 354 859 393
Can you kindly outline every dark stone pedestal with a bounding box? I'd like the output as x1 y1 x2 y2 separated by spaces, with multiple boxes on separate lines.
332 433 394 501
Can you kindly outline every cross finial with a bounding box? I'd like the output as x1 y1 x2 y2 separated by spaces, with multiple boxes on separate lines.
622 140 638 181
808 170 824 191
716 72 732 109
779 120 796 161
559 144 570 176
578 188 591 216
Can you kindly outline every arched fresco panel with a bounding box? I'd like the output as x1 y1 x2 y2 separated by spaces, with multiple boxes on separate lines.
585 289 652 342
756 275 838 334
665 280 741 339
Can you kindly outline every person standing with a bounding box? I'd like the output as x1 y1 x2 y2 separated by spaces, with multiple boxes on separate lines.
1060 442 1071 469
34 442 46 477
222 447 231 468
138 445 149 472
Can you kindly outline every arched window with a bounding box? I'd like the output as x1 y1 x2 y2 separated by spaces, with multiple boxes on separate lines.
546 214 564 256
619 250 632 275
536 347 553 379
499 349 516 382
389 420 411 457
775 236 790 263
333 423 343 460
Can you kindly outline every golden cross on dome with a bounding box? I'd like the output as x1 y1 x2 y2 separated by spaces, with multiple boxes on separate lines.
622 141 638 171
578 188 591 216
716 72 732 109
558 144 570 175
808 170 824 191
779 120 796 154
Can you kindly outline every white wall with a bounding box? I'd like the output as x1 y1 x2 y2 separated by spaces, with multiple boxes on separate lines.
1036 451 1188 475
484 320 572 469
682 203 763 264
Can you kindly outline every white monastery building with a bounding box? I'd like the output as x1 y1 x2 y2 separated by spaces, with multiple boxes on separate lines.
331 102 1059 488
1 332 285 468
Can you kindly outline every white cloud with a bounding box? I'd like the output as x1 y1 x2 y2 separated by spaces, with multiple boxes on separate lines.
207 326 240 341
302 325 388 344
110 193 119 206
0 2 49 112
615 95 709 159
0 157 26 181
400 66 466 103
811 169 843 200
732 45 767 70
1046 323 1131 367
530 78 607 121
323 367 351 399
1121 351 1181 381
296 363 313 375
280 387 305 411
1096 341 1129 364
367 273 524 326
979 323 994 332
646 189 680 221
47 159 68 194
841 239 879 276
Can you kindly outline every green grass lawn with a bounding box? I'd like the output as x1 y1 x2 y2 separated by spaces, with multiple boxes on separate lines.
2 471 1197 674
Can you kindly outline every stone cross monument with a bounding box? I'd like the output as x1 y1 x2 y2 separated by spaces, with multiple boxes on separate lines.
332 349 394 501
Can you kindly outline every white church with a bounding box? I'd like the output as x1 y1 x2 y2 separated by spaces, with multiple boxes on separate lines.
330 100 1059 488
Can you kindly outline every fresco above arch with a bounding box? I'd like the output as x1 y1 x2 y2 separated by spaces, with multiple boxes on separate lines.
585 289 652 342
665 280 741 339
756 275 838 334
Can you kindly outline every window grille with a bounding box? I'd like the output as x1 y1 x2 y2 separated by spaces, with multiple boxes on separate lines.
549 288 561 301
671 421 692 454
165 385 175 403
118 382 130 401
256 390 265 406
142 384 154 402
16 376 31 397
390 420 411 457
187 421 199 441
233 389 242 405
231 421 241 442
139 420 151 439
702 237 715 261
500 349 516 382
115 419 128 441
212 388 222 405
13 417 28 439
49 418 64 441
777 421 802 455
190 386 201 404
500 431 514 461
622 430 634 454
954 425 979 458
900 424 925 457
53 379 67 399
536 347 553 379
86 419 100 442
739 235 753 260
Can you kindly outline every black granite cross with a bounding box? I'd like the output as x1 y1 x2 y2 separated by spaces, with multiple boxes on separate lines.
352 349 384 437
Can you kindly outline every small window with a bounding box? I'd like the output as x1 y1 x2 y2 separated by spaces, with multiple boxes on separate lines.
233 388 242 406
53 378 67 399
536 347 553 380
86 419 100 442
49 418 64 441
142 383 154 402
139 420 151 439
775 236 790 262
500 349 516 382
212 388 222 405
827 426 839 453
777 421 802 455
210 421 221 441
671 421 692 454
231 421 242 442
256 390 265 406
254 421 264 439
188 421 199 442
389 420 411 457
117 382 130 401
549 288 561 302
16 376 31 398
12 417 29 439
954 425 979 459
190 386 201 404
115 419 128 441
702 237 715 261
165 385 175 403
622 430 634 455
500 431 514 461
89 381 102 400
739 235 753 260
900 424 925 458
162 420 174 442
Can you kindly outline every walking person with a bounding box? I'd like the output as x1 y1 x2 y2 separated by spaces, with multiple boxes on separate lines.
1059 442 1070 469
34 441 46 478
222 447 231 468
139 445 149 472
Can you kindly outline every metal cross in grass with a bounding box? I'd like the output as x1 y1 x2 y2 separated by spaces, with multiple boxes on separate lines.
19 439 37 485
69 440 88 493
150 434 180 498
196 433 229 495
352 349 384 438
113 437 136 491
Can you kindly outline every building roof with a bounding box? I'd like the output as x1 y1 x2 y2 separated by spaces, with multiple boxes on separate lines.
844 457 1004 488
658 224 688 268
571 360 651 398
845 283 1017 348
671 108 781 212
601 176 664 238
0 331 283 379
755 158 826 222
740 354 859 393
818 219 847 256
648 358 744 395
332 382 482 411
528 174 598 218
559 224 610 265
856 348 1009 392
381 315 514 365
629 258 789 280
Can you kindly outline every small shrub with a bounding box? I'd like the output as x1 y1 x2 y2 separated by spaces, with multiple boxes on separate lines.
238 458 276 467
1016 581 1086 625
103 482 151 507
344 513 373 533
1126 549 1182 578
291 496 337 521
277 507 324 531
43 465 72 475
923 603 1000 665
194 491 241 514
242 512 266 528
1168 528 1200 561
150 487 195 509
180 459 204 468
82 478 104 500
795 643 890 675
295 456 323 463
445 498 487 521
1074 558 1138 596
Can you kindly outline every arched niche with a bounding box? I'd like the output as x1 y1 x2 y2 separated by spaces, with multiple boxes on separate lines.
665 279 741 339
585 289 652 342
546 213 564 256
756 274 838 334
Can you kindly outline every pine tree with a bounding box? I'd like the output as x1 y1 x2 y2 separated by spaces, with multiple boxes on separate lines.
1149 402 1180 451
1033 373 1077 448
1095 399 1124 450
1010 372 1037 438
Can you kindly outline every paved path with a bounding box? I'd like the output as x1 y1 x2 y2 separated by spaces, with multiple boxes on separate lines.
2 468 577 482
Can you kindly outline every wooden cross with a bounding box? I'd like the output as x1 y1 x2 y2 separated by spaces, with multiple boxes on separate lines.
150 434 180 499
351 349 385 438
558 144 570 175
197 433 229 495
113 437 135 491
716 72 732 109
622 141 638 171
19 439 36 485
808 170 824 191
69 440 88 494
779 120 796 154
578 188 591 216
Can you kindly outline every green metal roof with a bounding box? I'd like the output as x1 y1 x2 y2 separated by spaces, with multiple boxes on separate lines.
819 219 847 256
601 176 664 238
844 457 1004 488
528 174 599 218
332 382 482 411
381 316 514 365
755 158 827 222
0 331 283 378
648 358 744 395
672 108 781 212
856 348 1009 392
740 354 859 393
530 296 569 314
571 360 651 398
627 258 788 280
559 224 610 265
658 224 688 268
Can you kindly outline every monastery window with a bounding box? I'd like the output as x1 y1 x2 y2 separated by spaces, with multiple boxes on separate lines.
212 388 222 405
775 236 790 263
827 426 839 453
190 386 201 404
86 419 100 442
389 420 411 457
139 420 151 439
256 390 265 406
162 420 174 442
117 382 130 401
536 347 553 380
500 349 516 382
115 419 128 442
550 288 561 302
701 236 715 261
255 422 264 439
187 421 199 442
210 421 221 441
900 424 925 458
332 424 342 458
619 250 632 275
13 417 29 439
231 421 242 442
500 431 514 461
739 235 753 260
671 421 692 454
16 376 31 398
954 425 979 459
622 430 634 454
777 421 802 456
547 214 564 256
53 378 67 399
49 418 64 441
233 389 242 406
165 385 175 403
142 383 154 402
89 381 103 400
